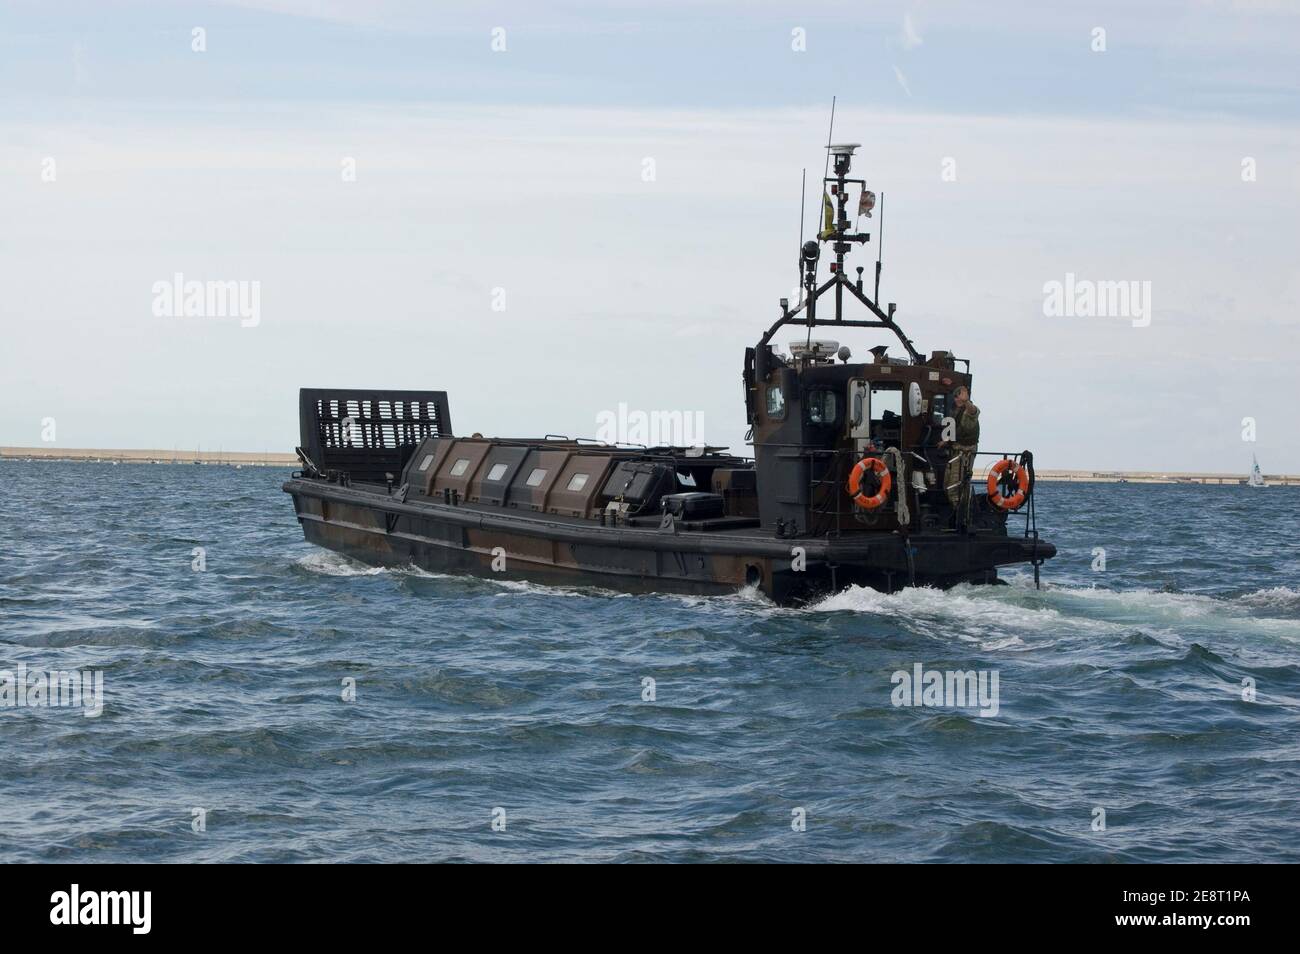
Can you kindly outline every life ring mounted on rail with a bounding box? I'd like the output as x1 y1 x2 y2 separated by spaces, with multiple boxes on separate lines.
847 456 892 510
987 458 1031 510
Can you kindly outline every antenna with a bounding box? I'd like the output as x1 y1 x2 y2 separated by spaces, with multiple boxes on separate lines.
875 191 885 301
810 95 836 324
822 96 837 181
796 168 807 307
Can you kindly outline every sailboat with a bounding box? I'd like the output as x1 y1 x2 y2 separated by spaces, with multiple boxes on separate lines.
1248 454 1266 488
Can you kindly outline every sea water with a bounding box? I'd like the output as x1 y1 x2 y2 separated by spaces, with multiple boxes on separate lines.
1 461 1297 862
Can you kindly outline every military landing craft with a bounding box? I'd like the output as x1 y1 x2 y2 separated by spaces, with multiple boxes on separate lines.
284 141 1055 603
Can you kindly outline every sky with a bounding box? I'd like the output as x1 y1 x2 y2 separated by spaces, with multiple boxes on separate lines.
1 0 1298 472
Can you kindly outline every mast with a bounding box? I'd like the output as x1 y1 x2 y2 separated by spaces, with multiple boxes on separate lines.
760 141 921 365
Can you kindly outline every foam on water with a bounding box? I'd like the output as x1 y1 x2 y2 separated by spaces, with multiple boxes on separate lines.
295 551 387 577
810 580 1095 636
815 572 1293 629
296 545 1300 647
294 551 459 581
1237 586 1300 614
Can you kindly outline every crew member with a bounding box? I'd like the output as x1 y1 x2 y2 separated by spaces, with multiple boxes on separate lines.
938 386 979 524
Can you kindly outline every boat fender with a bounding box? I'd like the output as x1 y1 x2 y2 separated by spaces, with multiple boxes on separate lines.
883 446 910 525
847 456 892 510
987 458 1030 510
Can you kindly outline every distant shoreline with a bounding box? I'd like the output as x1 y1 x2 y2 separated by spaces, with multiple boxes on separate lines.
2 446 1294 485
1 446 297 467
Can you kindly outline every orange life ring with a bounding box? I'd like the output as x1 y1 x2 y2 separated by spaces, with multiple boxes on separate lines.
987 458 1030 510
847 456 892 510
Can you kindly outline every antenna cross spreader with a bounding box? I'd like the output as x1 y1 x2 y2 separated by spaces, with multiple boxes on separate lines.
765 141 919 365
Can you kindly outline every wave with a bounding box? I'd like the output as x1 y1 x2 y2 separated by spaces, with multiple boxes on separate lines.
805 581 1088 649
290 550 1299 645
295 551 631 599
488 578 628 599
803 577 1300 647
292 551 456 581
1042 582 1300 637
293 551 388 577
1237 586 1300 614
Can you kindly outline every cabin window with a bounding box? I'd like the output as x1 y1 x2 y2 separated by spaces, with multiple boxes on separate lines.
804 389 840 426
766 385 786 420
487 463 509 482
449 458 471 477
870 383 903 422
930 393 948 426
921 391 950 447
418 454 435 472
566 473 589 492
525 467 547 487
870 383 904 443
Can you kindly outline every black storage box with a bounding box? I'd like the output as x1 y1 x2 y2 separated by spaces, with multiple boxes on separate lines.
711 467 759 517
661 492 725 520
600 461 675 514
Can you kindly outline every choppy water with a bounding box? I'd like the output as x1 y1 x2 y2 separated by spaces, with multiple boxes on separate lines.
1 460 1297 862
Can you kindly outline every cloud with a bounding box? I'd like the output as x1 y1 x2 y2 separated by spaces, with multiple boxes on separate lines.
2 103 1298 470
901 13 924 51
892 65 913 97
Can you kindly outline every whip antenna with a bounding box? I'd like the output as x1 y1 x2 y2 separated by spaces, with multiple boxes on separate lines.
808 94 836 343
796 167 807 306
875 192 885 301
822 95 837 181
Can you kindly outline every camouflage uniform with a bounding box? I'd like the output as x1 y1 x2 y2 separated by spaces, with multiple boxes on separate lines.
945 401 980 520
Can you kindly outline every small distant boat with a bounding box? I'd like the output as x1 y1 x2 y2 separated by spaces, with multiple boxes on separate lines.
1248 454 1266 488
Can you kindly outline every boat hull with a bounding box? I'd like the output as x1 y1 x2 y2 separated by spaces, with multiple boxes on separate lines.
285 478 1055 604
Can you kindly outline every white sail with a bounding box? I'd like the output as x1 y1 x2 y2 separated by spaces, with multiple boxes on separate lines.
1248 454 1266 488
